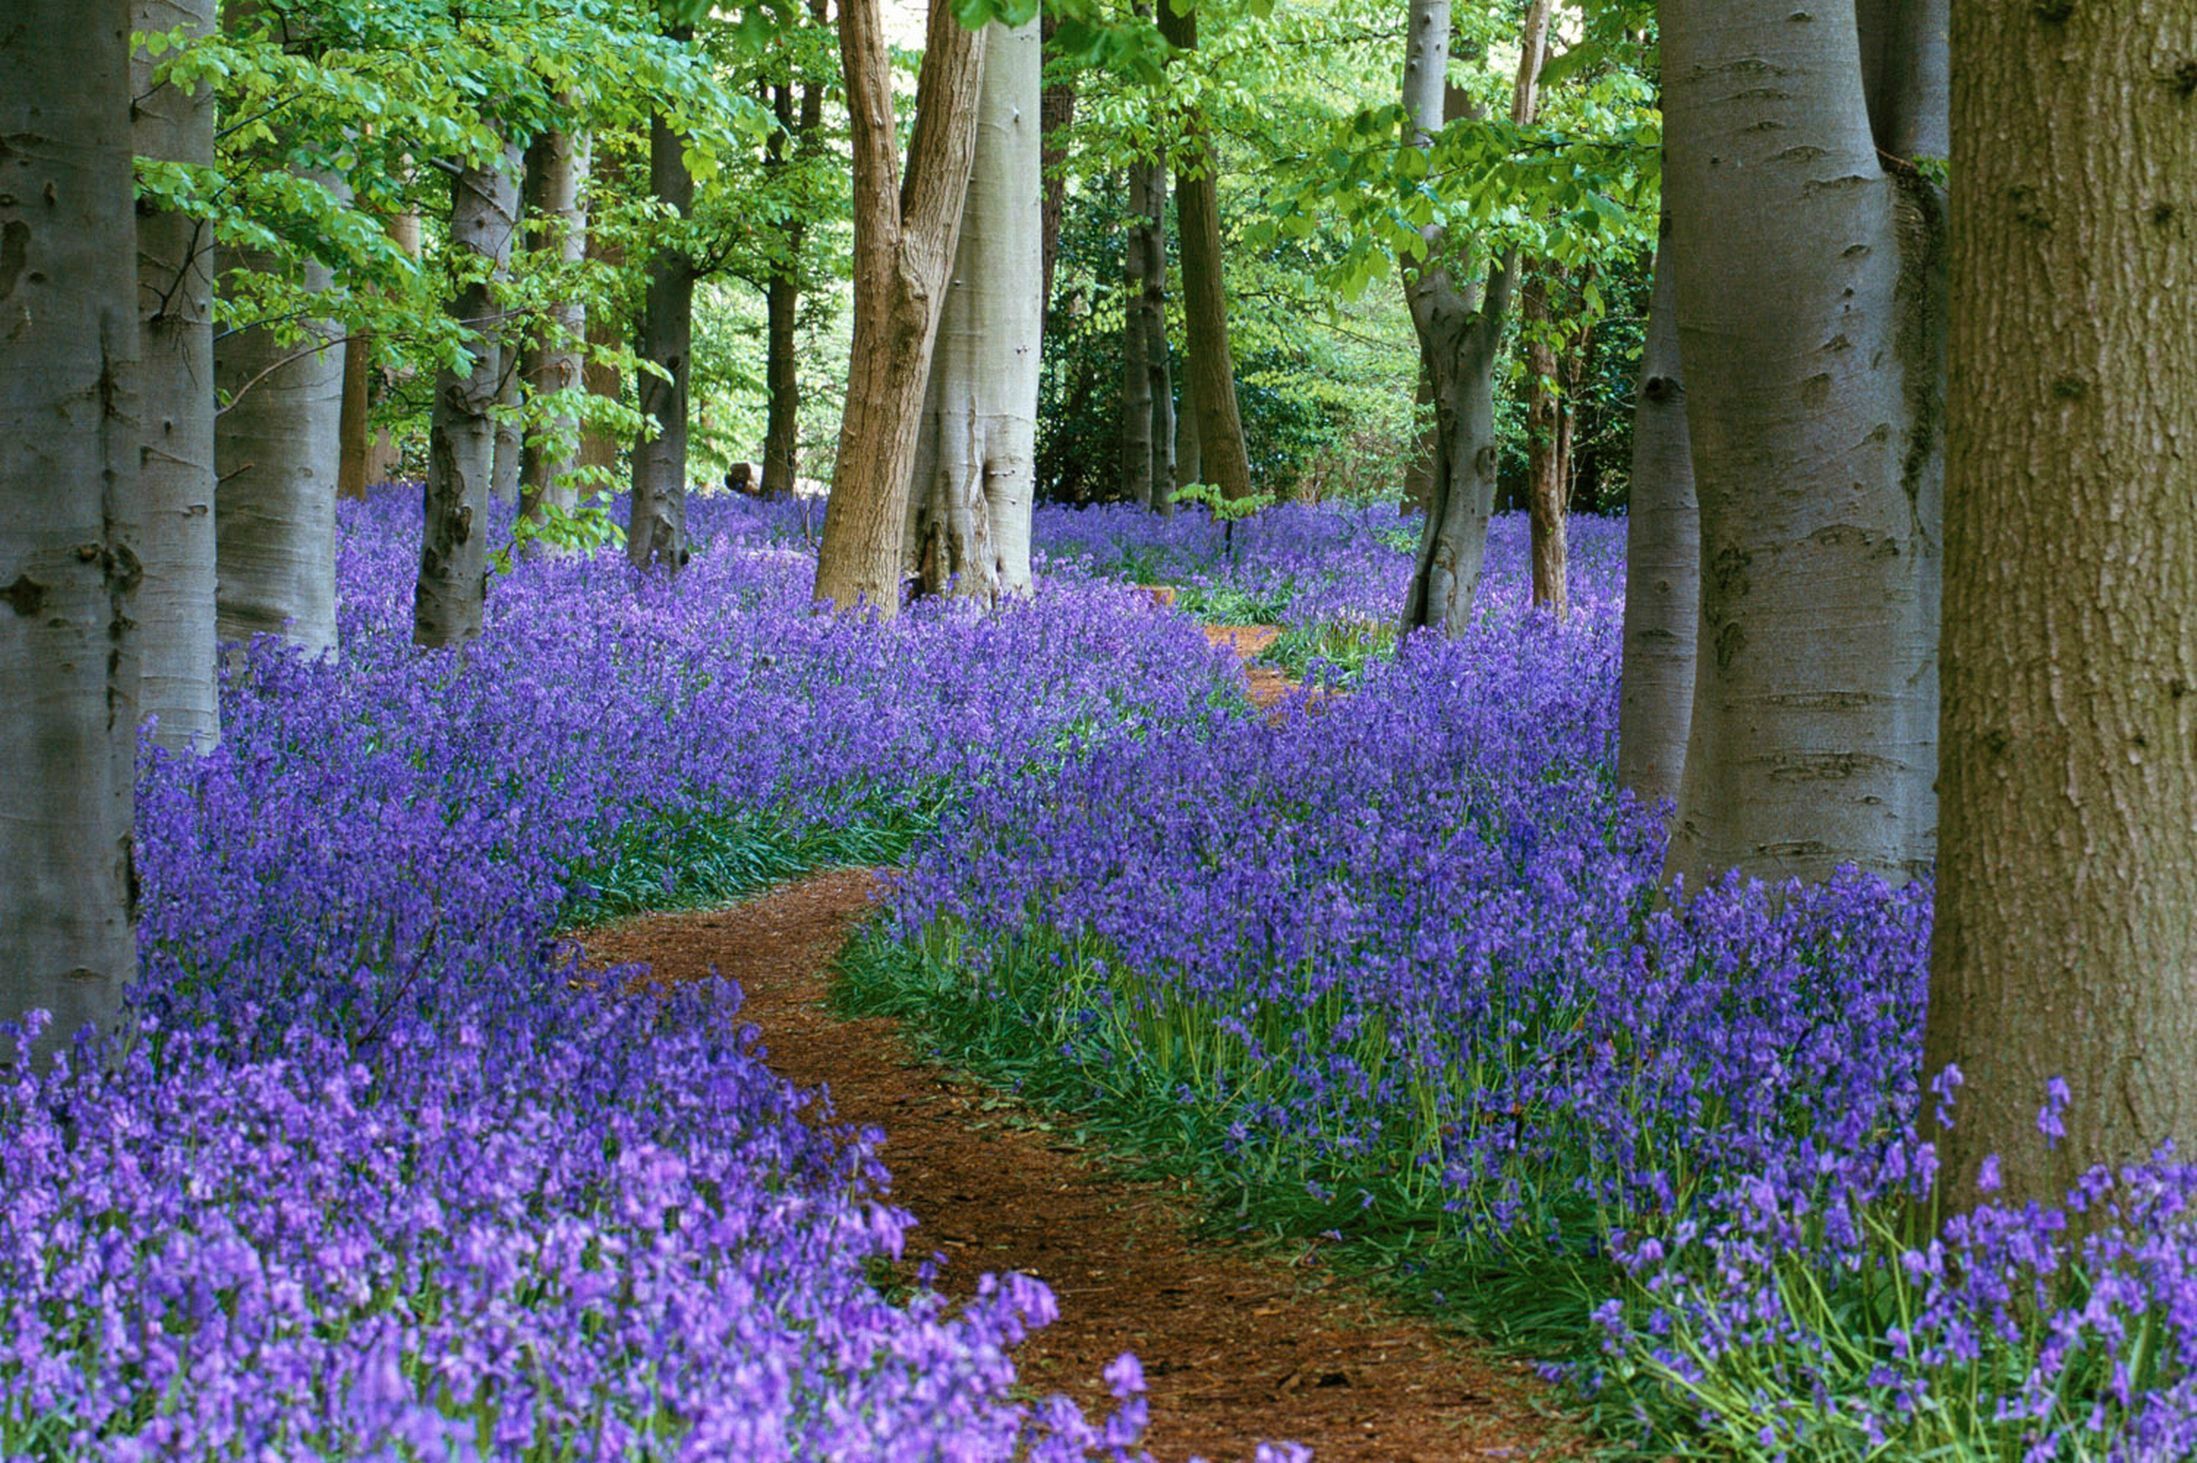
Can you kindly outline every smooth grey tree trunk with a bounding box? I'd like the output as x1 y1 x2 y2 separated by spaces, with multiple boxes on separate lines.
1616 237 1697 815
414 141 521 648
1661 0 1944 888
905 15 1042 602
1395 1 1541 634
215 228 343 652
132 0 220 751
1395 0 1535 637
518 128 589 548
2 0 143 1064
629 107 695 574
1924 0 2196 1209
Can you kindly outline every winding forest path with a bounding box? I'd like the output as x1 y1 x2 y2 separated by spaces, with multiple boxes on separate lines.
584 624 1572 1460
590 873 1577 1461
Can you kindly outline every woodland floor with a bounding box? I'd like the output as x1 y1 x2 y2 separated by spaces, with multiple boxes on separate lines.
581 627 1578 1461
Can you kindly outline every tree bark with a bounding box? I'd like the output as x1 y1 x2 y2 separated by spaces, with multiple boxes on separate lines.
577 148 624 479
132 0 220 752
1174 356 1202 488
629 105 695 574
1617 236 1697 814
1158 0 1252 503
1396 0 1538 637
905 15 1042 603
812 0 988 614
1923 0 2196 1208
1660 0 1944 888
763 22 826 502
518 127 589 547
1522 270 1567 619
2 0 143 1063
414 141 520 648
1124 154 1176 512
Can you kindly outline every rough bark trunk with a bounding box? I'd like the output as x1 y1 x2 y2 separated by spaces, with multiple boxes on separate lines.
132 0 220 752
1396 0 1538 637
1522 271 1567 619
905 14 1042 603
518 127 589 547
336 331 373 500
812 0 988 614
1157 0 1252 502
629 105 695 574
1038 10 1076 316
1660 0 1944 888
414 141 520 648
2 0 143 1063
1923 0 2196 1208
1616 236 1698 814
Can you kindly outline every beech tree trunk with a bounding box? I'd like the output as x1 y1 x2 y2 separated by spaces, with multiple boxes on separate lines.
1616 237 1698 814
1124 157 1175 512
629 106 695 574
577 151 624 478
1396 0 1538 636
490 338 524 507
215 239 343 652
1923 0 2197 1208
1157 0 1253 502
1522 270 1567 619
1660 0 1944 889
132 0 220 752
1174 363 1202 488
906 15 1042 603
763 21 826 502
414 142 520 648
812 0 987 614
2 0 143 1063
518 127 589 546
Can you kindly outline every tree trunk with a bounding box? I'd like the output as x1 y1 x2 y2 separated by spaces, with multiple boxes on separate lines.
1122 170 1156 509
336 332 373 499
812 0 988 614
763 33 826 502
132 0 220 753
1923 0 2196 1208
518 127 589 547
1522 271 1566 619
1125 153 1175 512
1174 358 1201 488
905 15 1042 603
2 0 142 1063
490 338 524 507
1396 0 1538 637
577 154 624 478
414 141 520 648
629 106 695 574
1157 0 1253 503
1617 236 1698 814
1038 10 1076 316
1660 0 1944 888
215 234 343 652
1401 360 1436 515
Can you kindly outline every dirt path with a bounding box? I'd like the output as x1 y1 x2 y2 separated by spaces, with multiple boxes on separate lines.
589 874 1578 1462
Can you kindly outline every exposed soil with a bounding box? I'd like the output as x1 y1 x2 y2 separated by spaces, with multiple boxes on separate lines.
588 874 1580 1462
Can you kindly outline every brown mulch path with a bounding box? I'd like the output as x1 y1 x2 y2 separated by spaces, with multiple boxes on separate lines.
588 872 1580 1462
